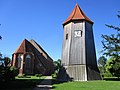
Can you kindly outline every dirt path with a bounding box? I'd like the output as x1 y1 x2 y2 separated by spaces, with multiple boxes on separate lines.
33 76 53 90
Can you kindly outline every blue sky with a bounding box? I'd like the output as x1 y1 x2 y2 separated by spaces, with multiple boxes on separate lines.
0 0 120 60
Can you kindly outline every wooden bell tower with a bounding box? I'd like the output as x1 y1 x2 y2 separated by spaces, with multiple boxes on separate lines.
61 3 101 81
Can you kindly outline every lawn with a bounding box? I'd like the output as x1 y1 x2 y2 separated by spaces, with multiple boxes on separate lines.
15 75 45 80
1 76 120 90
53 80 120 90
0 75 46 90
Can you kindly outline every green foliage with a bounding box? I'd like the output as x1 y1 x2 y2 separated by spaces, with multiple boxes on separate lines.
98 66 113 77
101 12 120 78
17 74 42 79
98 56 107 66
0 36 2 40
0 66 18 82
35 74 42 78
106 57 120 78
53 59 63 79
0 56 18 82
98 56 107 75
17 75 26 78
101 12 120 58
54 59 62 71
52 72 58 78
4 57 11 67
103 72 113 77
101 33 120 57
54 59 62 72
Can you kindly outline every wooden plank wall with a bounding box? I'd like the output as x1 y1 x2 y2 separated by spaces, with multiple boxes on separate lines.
66 65 87 81
85 22 97 66
85 22 101 80
62 23 72 65
62 21 101 81
69 21 86 65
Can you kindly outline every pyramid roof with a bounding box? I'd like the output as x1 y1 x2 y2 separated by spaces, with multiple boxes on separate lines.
63 3 93 25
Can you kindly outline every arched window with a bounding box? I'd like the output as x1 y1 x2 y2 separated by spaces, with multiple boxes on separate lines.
26 54 31 68
17 54 23 69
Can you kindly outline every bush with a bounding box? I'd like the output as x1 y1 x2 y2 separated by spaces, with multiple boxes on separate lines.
106 57 120 78
0 56 18 82
10 66 19 77
52 73 57 79
35 74 42 78
103 72 113 77
0 66 18 82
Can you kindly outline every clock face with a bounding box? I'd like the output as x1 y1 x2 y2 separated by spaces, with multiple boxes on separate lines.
74 30 81 37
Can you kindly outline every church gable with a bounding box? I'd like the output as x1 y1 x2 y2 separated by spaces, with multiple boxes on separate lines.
12 39 54 75
14 39 26 53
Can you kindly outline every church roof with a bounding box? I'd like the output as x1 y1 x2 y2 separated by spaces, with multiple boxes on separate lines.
63 3 93 25
14 39 28 53
14 39 53 61
29 39 53 60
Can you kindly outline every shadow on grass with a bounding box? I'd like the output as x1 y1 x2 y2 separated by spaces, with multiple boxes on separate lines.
0 76 72 90
35 79 56 89
0 78 57 90
0 79 44 90
52 79 68 84
103 77 120 81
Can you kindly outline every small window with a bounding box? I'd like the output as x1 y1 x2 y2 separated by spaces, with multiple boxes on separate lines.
66 33 68 40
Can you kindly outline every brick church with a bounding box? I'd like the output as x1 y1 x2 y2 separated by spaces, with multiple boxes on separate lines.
11 39 54 76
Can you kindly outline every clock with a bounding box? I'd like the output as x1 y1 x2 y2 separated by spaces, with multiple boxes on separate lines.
74 30 82 37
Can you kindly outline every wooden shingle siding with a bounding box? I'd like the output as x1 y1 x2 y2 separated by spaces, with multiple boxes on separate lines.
87 66 101 80
66 65 87 81
69 21 85 65
62 21 101 81
62 23 72 65
61 4 101 81
85 22 97 66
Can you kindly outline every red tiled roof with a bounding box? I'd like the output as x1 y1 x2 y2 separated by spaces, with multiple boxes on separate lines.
14 39 28 53
14 39 53 61
63 3 93 25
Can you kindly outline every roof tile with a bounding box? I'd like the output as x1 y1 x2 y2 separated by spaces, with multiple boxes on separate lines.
14 39 28 53
63 3 93 25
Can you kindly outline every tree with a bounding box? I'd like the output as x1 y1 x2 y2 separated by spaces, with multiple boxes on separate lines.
52 59 63 78
0 24 2 40
54 59 62 73
0 56 18 83
105 57 120 78
98 56 107 74
0 36 2 40
101 12 120 78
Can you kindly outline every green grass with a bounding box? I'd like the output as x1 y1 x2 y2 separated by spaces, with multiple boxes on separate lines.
53 80 120 90
15 75 46 79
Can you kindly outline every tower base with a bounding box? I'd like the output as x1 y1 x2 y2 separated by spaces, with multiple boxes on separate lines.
64 65 101 81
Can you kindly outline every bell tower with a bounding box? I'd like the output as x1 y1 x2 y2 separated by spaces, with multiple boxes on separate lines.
62 3 101 81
